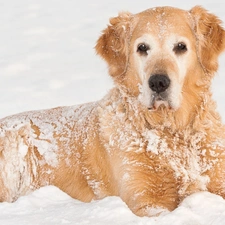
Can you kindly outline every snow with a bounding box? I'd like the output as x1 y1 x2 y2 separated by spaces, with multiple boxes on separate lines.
1 186 225 225
1 0 225 224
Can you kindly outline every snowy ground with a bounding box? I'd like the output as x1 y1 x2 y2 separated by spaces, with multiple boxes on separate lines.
1 0 225 224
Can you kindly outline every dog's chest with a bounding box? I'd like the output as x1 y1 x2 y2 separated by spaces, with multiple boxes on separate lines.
99 96 225 196
107 117 221 194
144 130 208 190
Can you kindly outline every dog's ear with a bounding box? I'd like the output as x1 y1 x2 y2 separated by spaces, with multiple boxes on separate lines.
95 12 133 77
190 6 225 75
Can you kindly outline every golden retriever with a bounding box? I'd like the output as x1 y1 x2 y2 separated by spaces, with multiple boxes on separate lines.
1 5 225 217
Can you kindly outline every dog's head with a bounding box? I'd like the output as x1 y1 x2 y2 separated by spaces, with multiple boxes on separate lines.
96 6 225 112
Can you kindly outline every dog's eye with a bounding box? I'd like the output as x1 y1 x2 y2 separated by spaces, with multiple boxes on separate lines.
173 42 187 54
137 43 150 55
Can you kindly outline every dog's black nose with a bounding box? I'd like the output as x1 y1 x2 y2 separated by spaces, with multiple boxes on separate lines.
148 74 170 93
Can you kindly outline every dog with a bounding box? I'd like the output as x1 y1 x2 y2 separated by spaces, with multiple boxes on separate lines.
0 5 225 217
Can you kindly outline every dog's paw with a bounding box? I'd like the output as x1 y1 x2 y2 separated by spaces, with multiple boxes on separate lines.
146 206 170 217
135 205 169 217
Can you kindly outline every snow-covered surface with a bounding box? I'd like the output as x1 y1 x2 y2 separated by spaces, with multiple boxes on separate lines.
1 0 225 224
1 186 225 225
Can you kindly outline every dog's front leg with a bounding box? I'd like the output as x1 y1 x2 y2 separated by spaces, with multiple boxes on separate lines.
207 151 225 199
115 153 179 217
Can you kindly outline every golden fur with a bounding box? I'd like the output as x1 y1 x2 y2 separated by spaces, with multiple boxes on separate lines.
1 5 225 217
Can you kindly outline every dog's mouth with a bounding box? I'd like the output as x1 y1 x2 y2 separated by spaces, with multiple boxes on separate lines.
148 94 172 111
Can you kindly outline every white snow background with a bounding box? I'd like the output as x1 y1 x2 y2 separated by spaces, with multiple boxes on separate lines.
1 0 225 224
